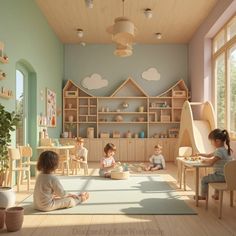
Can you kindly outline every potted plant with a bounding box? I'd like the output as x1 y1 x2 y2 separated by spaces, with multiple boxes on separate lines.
0 104 20 208
65 122 76 138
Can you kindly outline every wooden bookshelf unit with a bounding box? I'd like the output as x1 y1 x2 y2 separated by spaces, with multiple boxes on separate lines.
63 77 189 139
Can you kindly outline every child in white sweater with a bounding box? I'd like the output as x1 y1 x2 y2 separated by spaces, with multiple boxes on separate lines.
145 144 166 171
33 151 89 212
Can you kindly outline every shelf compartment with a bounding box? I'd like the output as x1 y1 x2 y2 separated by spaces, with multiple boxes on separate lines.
172 109 182 122
64 97 77 109
172 99 186 108
98 112 148 114
149 98 172 109
79 107 88 115
64 110 77 122
79 98 89 106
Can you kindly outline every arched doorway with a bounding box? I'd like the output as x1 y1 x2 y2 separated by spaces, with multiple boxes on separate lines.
15 60 37 150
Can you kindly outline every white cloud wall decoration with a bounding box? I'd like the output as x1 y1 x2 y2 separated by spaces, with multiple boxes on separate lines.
142 67 161 81
81 73 108 90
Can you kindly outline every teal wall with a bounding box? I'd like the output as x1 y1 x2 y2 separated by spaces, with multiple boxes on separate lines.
0 0 64 140
65 44 188 97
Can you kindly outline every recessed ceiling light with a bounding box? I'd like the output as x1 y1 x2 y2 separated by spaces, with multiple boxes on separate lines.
77 29 84 38
155 32 162 39
85 0 93 9
144 8 152 19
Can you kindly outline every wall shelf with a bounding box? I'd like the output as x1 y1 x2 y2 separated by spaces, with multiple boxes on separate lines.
0 57 8 64
0 92 13 99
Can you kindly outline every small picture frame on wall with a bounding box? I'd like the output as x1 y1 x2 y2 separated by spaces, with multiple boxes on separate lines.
46 88 56 127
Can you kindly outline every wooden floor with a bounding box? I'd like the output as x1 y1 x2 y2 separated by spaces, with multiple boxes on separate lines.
1 163 236 236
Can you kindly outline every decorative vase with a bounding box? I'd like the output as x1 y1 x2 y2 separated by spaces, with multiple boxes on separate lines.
139 131 145 138
62 132 68 138
68 103 72 109
5 207 24 232
68 115 74 122
138 106 144 112
0 187 16 208
115 115 123 122
126 131 132 138
0 207 5 229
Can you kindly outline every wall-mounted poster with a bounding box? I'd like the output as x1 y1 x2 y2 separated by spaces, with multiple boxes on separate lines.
46 88 56 127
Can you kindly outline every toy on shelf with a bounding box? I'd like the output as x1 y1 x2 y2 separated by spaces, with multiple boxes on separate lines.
168 128 179 138
160 115 170 122
112 131 121 138
115 115 123 122
125 130 132 138
172 90 186 97
100 132 110 138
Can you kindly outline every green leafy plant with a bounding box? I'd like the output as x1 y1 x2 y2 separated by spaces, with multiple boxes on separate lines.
0 104 20 174
65 122 76 132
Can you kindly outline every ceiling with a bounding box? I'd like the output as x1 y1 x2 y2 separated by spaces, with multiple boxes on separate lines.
36 0 218 44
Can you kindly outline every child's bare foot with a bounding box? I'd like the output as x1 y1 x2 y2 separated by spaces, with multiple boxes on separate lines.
79 192 89 202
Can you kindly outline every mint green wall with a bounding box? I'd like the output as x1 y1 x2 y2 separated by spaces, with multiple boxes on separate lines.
65 44 188 96
0 0 64 140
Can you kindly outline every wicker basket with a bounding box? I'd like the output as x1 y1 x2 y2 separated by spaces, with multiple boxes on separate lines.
111 171 130 180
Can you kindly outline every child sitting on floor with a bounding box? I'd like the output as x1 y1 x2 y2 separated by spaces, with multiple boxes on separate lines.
195 129 232 200
145 144 166 171
33 151 89 212
99 143 117 178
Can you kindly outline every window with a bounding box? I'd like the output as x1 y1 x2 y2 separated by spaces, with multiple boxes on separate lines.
213 15 236 134
16 69 25 146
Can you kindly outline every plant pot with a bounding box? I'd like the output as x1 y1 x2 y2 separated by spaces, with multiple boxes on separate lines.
0 207 6 229
5 207 24 232
0 187 16 208
0 172 5 186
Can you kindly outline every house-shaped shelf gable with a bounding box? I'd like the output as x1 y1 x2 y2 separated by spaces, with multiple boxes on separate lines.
157 80 188 97
111 77 148 97
63 80 93 97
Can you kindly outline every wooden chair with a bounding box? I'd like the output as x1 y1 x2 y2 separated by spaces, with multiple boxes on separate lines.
71 160 89 176
7 147 30 192
70 145 89 176
19 145 37 181
57 151 70 176
206 160 236 219
176 146 192 189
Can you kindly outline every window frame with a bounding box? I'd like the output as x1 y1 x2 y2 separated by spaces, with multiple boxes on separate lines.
213 14 236 134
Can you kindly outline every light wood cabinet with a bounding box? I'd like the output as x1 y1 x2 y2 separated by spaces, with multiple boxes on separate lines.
88 139 103 162
60 138 177 162
119 139 128 162
135 139 146 162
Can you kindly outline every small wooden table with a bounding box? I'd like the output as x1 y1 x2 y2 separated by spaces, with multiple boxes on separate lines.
37 145 75 175
182 159 211 207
